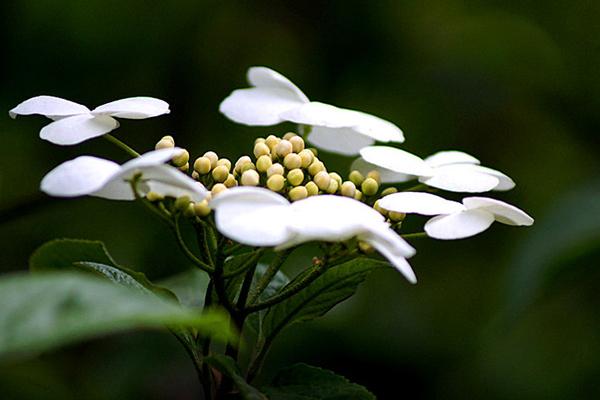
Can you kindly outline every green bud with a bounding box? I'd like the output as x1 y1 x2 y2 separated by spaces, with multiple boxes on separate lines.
367 170 381 184
267 163 284 178
287 168 304 186
178 162 189 172
388 211 406 222
381 187 398 196
283 132 298 140
203 151 218 169
283 153 302 170
326 178 339 194
358 241 375 254
240 162 256 173
256 155 273 173
305 181 319 196
329 172 342 186
212 165 229 182
275 139 293 158
373 200 388 216
265 135 280 152
194 157 212 175
146 191 164 202
253 142 271 158
241 170 260 186
172 149 190 167
174 195 191 211
193 200 211 217
361 177 379 196
216 158 231 171
289 135 305 153
340 181 356 198
349 170 365 186
314 171 331 191
224 174 238 188
308 147 318 156
354 190 363 201
308 160 325 176
234 155 252 173
184 203 196 218
267 174 285 192
191 171 200 180
289 186 308 201
254 137 266 145
211 183 228 197
298 149 314 168
155 135 175 150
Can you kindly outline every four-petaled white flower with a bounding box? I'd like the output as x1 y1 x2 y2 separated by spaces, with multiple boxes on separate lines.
10 95 170 145
378 192 533 240
41 148 207 201
219 67 404 156
210 187 418 283
352 147 515 193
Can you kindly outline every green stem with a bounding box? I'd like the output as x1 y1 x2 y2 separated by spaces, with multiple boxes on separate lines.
222 249 264 279
129 179 174 227
401 232 428 239
173 216 214 273
103 133 141 157
403 183 429 192
247 250 290 305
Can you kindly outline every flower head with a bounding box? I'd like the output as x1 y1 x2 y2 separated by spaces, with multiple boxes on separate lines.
10 96 170 145
219 67 403 155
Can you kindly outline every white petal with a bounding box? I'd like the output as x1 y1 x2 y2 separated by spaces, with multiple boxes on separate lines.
344 109 404 143
211 187 293 246
9 95 90 119
219 88 305 126
40 114 118 145
424 209 495 240
308 127 376 156
379 192 465 215
470 165 515 191
247 66 309 103
120 148 183 171
41 156 120 197
424 151 480 167
92 97 170 119
360 146 434 177
363 233 417 283
350 158 413 183
462 197 534 226
419 164 500 192
140 166 207 202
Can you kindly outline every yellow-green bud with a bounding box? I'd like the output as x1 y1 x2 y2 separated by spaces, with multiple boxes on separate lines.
178 162 189 172
265 135 280 151
349 170 365 186
211 183 227 197
283 153 302 170
361 177 379 196
329 172 342 186
267 174 285 192
305 181 319 196
287 168 304 186
314 171 331 190
373 200 388 216
212 165 229 182
256 155 273 173
216 158 231 171
308 160 325 176
203 151 218 169
367 170 381 184
146 191 164 202
234 156 252 173
172 149 190 167
224 174 238 188
193 200 211 217
184 203 196 218
241 170 260 186
381 187 398 196
358 241 375 254
283 132 297 140
253 142 271 158
354 190 363 201
275 139 293 158
191 171 200 180
308 147 318 156
240 162 256 173
340 181 356 198
155 135 175 150
326 179 339 194
174 195 191 211
289 136 305 152
194 157 212 175
388 211 406 222
254 137 266 145
267 163 284 177
289 186 308 201
298 149 314 168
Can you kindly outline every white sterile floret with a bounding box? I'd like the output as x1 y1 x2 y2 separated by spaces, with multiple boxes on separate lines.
210 187 417 283
219 66 404 155
352 148 515 193
9 95 170 145
41 148 207 201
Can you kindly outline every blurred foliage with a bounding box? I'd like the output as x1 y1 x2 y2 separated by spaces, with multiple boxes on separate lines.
0 0 599 399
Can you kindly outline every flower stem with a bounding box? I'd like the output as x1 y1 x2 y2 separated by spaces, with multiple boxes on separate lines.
173 216 215 273
103 133 141 158
401 232 428 239
247 249 291 305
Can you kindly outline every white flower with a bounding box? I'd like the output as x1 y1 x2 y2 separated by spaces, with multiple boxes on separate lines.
41 148 207 201
210 187 418 283
9 96 170 145
352 147 515 193
379 192 533 240
219 67 404 155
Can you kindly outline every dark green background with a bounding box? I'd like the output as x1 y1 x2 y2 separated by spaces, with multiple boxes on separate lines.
1 1 599 399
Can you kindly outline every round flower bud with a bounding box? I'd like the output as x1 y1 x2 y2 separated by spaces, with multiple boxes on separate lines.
146 191 164 202
178 162 189 172
184 203 196 218
314 171 331 191
211 183 228 197
308 160 325 176
212 165 229 182
358 241 375 254
373 200 388 217
256 155 273 173
265 135 280 152
234 156 252 173
254 137 266 145
224 174 238 188
283 132 297 140
267 163 284 177
308 147 318 156
289 136 305 153
283 153 302 170
388 211 406 222
155 135 175 150
172 149 190 167
349 170 365 186
253 142 271 158
329 172 342 186
191 171 200 180
193 200 211 217
340 181 356 198
240 162 256 173
289 186 308 201
305 181 319 196
361 177 379 196
367 170 381 184
354 190 363 201
275 140 293 158
267 174 285 192
298 149 314 168
381 187 398 196
203 151 218 169
326 178 339 194
194 157 212 175
287 168 304 186
174 195 191 211
241 170 260 186
216 158 231 171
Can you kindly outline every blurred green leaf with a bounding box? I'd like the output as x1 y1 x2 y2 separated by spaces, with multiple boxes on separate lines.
205 354 267 400
158 268 210 308
0 272 234 358
263 363 375 399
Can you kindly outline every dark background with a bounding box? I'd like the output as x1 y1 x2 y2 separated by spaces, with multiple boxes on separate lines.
1 1 600 399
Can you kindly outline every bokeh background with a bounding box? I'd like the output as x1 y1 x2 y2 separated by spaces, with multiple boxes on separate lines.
1 1 600 399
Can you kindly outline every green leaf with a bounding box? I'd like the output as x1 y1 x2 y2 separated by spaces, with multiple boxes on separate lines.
0 272 234 358
263 363 375 399
213 251 261 304
158 268 210 308
246 263 290 335
205 354 267 400
75 262 153 294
